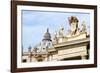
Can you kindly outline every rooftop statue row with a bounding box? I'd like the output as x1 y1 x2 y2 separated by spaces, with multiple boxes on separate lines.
58 16 87 37
53 16 88 44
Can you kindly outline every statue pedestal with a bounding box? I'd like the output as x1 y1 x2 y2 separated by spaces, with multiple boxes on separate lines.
67 32 87 42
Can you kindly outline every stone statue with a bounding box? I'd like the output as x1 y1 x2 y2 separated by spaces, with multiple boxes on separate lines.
58 25 64 37
53 31 58 44
81 21 87 33
68 16 79 36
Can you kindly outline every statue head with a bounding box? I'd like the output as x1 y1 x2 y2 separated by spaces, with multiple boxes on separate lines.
68 16 79 25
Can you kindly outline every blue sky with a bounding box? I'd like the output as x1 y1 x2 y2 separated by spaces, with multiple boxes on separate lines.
22 10 90 52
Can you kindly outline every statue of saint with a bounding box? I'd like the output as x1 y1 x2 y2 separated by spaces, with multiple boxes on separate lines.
53 31 58 44
58 25 64 37
81 21 87 33
68 16 79 36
